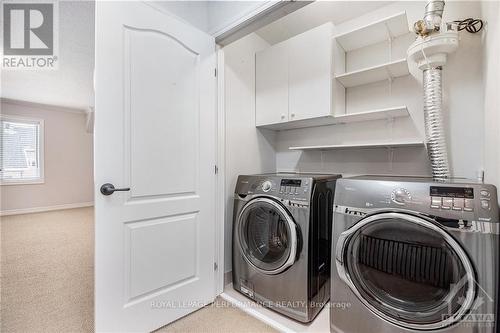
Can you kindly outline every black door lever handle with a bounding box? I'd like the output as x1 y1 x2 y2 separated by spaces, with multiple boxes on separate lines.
100 183 130 196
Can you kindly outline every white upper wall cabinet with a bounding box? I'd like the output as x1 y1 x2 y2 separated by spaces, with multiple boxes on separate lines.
255 22 344 130
288 24 332 121
255 42 289 126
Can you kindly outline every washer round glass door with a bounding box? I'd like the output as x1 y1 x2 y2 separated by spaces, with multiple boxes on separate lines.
336 212 476 330
238 197 297 275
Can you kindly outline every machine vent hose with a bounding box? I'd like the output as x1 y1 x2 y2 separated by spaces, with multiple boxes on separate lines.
423 68 450 179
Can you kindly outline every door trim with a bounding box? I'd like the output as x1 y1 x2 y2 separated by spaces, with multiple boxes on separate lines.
336 212 477 331
215 47 225 295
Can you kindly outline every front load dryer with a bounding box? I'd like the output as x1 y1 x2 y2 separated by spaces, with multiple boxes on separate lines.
232 173 341 322
331 176 499 333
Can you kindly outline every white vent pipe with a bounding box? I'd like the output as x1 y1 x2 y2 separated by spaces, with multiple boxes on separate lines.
424 0 445 32
410 0 451 180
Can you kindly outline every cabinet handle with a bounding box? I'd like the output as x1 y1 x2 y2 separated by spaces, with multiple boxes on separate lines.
291 113 295 118
281 114 285 119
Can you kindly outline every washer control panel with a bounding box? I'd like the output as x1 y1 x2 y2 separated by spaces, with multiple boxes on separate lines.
279 179 309 196
236 175 318 202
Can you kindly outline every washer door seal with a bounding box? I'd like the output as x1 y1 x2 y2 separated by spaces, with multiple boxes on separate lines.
336 212 476 330
237 197 298 275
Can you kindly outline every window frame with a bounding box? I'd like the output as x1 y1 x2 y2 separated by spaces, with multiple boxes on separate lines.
0 114 45 185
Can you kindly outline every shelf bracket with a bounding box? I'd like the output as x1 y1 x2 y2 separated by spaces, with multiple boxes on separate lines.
384 22 395 62
387 147 395 171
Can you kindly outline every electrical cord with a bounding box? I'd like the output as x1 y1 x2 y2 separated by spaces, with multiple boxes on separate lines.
453 18 484 33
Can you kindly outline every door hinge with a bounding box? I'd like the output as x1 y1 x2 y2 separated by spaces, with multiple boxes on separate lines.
214 68 217 77
214 165 218 174
214 262 218 271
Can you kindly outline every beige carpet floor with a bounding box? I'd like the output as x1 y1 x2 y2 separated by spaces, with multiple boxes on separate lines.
1 207 277 333
1 208 95 333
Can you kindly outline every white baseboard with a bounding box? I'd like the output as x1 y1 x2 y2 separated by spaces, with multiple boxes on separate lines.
0 202 94 216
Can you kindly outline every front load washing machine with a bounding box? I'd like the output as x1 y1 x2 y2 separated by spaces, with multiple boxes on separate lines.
232 173 341 322
331 176 499 333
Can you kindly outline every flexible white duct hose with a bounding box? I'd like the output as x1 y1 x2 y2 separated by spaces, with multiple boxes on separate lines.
423 68 450 179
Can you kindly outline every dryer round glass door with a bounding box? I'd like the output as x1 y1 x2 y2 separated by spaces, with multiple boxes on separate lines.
237 197 298 275
336 212 476 330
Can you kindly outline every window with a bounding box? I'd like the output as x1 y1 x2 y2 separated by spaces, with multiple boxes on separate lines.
0 116 44 184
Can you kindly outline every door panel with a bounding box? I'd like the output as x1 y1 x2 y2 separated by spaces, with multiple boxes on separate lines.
237 198 297 274
126 27 198 198
288 23 332 121
255 42 289 126
95 2 216 332
126 213 198 300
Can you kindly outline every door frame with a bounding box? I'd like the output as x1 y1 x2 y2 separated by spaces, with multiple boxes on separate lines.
215 46 226 295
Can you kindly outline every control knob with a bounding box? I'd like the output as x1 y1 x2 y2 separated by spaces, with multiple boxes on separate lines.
391 188 411 205
262 181 272 192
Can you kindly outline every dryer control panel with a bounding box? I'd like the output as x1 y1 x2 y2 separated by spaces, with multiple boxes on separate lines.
335 176 499 223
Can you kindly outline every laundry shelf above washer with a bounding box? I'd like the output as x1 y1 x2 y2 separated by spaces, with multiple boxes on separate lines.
289 140 425 151
335 59 409 88
332 106 409 124
334 11 410 52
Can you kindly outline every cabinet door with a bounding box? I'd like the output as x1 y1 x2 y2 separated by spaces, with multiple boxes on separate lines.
256 42 288 126
288 23 332 121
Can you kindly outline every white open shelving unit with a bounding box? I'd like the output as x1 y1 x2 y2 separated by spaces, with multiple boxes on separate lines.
331 105 409 124
334 11 411 51
335 58 409 88
295 10 424 152
333 11 411 91
289 140 425 151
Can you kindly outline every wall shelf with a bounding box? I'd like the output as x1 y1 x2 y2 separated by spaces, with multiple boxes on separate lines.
289 140 424 151
335 58 409 88
332 105 409 124
334 11 410 52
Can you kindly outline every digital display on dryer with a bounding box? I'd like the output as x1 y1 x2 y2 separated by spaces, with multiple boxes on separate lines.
281 179 301 187
430 186 474 198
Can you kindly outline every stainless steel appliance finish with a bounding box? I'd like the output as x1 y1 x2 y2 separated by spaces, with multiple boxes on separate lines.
232 173 340 322
331 176 499 333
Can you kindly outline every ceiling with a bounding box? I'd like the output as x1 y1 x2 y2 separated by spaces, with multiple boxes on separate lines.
255 1 389 45
153 1 273 35
1 1 95 111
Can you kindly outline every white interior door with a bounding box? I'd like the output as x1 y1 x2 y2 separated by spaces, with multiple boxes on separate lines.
94 2 216 332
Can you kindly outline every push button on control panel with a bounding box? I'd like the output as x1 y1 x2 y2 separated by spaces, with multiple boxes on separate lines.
480 190 490 197
481 199 490 210
431 197 441 209
464 199 474 212
441 198 453 210
452 198 463 211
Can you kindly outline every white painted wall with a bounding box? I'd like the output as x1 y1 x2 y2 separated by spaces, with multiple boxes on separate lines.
481 1 500 203
275 1 487 181
1 100 94 214
223 33 276 273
